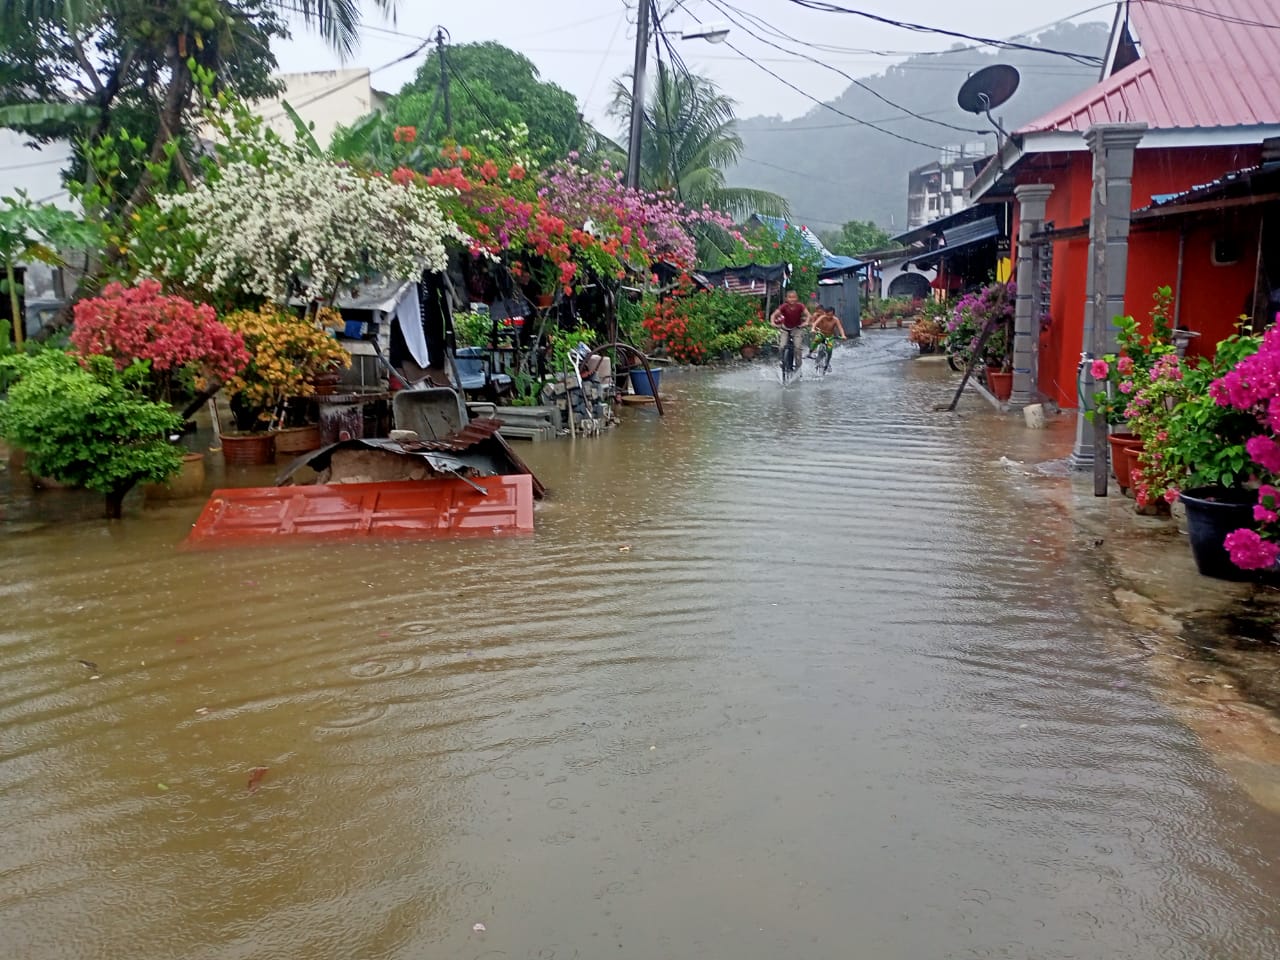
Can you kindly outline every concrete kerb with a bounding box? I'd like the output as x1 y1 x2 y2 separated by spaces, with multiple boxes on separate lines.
997 425 1280 792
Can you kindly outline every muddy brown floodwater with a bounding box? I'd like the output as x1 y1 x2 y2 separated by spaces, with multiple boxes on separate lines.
2 331 1279 959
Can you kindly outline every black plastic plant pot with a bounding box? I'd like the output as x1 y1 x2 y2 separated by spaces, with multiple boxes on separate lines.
1179 486 1262 582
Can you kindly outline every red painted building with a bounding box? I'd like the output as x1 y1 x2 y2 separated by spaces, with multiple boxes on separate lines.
970 0 1280 407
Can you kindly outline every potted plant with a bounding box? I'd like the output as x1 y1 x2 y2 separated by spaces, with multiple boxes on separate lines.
67 279 249 493
738 323 774 360
0 349 184 518
1085 289 1179 489
220 306 351 465
946 283 1014 391
1171 327 1280 579
709 330 743 362
907 315 945 354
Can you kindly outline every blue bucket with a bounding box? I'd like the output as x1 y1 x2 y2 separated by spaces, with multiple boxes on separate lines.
344 320 365 339
629 368 662 396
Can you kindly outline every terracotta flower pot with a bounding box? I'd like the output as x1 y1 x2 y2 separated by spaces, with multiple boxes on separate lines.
311 372 342 397
221 431 276 467
985 368 1013 402
533 293 554 309
274 424 322 458
143 452 206 500
741 345 759 360
1107 433 1143 487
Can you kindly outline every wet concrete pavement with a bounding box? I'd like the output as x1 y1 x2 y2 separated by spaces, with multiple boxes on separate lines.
1 330 1278 959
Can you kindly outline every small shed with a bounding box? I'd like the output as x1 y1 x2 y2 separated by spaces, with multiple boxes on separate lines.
696 262 788 307
332 278 431 386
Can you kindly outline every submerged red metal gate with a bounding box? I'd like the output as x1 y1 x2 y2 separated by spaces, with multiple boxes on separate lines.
183 476 534 548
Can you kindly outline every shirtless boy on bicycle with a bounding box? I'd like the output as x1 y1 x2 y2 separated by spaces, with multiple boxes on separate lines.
808 306 846 357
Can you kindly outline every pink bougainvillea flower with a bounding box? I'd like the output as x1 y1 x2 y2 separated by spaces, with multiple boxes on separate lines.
1119 380 1133 394
1247 435 1280 473
1116 355 1134 375
1090 359 1110 379
1224 528 1280 570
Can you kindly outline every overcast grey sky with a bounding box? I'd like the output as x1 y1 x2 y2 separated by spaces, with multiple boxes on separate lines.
271 0 1114 132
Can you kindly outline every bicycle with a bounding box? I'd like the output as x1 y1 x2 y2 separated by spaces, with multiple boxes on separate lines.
812 334 837 376
779 327 803 384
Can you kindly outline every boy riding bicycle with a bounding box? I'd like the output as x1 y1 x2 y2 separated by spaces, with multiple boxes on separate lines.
770 290 810 370
808 306 847 357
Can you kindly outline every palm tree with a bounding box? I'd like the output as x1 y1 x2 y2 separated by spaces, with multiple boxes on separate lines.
610 62 788 221
0 1 395 134
0 1 388 58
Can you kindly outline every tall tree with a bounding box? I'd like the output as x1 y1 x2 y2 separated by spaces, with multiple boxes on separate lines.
820 219 896 257
0 0 396 327
0 1 396 196
610 62 787 221
332 41 587 166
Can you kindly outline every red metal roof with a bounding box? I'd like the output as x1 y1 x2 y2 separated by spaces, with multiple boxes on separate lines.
1019 0 1280 134
183 476 534 548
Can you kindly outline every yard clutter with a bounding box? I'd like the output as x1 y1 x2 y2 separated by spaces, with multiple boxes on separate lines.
0 72 761 520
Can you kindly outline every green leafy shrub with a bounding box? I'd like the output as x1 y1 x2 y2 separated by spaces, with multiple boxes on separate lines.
0 349 183 518
454 311 494 347
709 331 743 354
738 323 776 348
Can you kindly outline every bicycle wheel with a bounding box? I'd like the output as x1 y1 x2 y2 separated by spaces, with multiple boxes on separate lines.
781 339 794 383
816 344 831 375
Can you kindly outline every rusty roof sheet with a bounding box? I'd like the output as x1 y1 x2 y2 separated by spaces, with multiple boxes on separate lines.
399 417 505 453
1020 0 1280 135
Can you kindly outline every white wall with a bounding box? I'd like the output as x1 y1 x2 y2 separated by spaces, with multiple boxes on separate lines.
0 131 76 210
250 69 381 149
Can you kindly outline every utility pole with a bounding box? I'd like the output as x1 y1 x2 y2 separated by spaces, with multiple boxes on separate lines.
625 0 651 190
436 29 452 137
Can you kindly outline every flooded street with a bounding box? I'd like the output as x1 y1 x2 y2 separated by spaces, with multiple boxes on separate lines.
3 330 1279 959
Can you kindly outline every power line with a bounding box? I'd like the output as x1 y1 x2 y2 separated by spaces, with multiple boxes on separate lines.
582 7 629 116
445 55 504 132
715 1 1115 60
781 0 1105 65
706 0 990 137
678 6 941 149
259 36 431 124
737 155 860 189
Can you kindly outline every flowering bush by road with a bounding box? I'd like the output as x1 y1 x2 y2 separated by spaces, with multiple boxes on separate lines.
69 280 247 401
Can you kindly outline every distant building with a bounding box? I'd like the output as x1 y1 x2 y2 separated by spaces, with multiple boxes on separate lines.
906 142 988 229
206 68 389 149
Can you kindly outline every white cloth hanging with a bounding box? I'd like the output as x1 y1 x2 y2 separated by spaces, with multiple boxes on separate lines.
394 284 429 368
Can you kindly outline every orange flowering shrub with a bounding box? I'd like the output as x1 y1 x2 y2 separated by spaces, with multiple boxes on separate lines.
642 299 708 365
220 307 350 413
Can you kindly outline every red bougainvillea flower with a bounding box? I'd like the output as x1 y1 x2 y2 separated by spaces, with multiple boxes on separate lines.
70 279 248 384
508 164 526 181
392 125 417 144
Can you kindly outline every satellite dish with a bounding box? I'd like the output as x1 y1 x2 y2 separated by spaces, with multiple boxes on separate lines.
957 65 1020 146
957 65 1020 114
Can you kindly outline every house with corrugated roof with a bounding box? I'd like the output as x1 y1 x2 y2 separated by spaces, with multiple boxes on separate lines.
969 0 1280 410
745 214 865 334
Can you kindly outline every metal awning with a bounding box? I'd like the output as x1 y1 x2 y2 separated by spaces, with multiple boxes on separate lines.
910 217 1002 266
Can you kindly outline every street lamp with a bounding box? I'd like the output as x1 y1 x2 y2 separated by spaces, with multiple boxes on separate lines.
670 24 730 43
624 7 730 189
